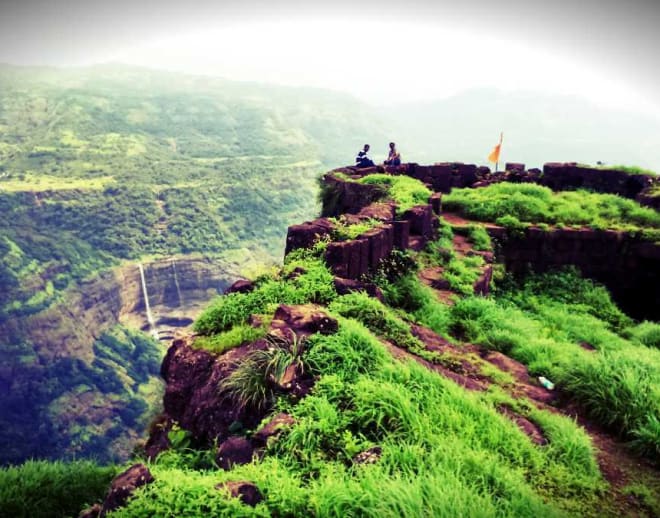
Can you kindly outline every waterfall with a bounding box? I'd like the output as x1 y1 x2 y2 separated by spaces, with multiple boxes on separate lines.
171 260 183 306
138 263 159 340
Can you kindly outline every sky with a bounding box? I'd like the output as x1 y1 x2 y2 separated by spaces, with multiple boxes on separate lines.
1 0 660 116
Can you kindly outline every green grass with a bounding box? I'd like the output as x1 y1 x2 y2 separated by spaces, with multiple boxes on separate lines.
597 164 657 176
192 324 268 355
194 252 337 337
329 218 381 241
116 317 607 517
443 183 660 234
359 174 432 214
0 460 117 518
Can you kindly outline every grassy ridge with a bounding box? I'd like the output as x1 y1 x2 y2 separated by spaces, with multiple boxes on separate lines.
443 183 660 238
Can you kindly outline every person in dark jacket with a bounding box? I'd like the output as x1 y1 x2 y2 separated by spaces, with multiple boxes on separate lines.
384 142 401 166
355 144 375 168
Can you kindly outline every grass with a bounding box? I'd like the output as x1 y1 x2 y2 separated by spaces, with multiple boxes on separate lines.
13 248 656 517
0 460 117 518
194 251 337 337
443 183 660 234
328 218 381 241
358 174 432 214
115 317 607 517
596 164 657 176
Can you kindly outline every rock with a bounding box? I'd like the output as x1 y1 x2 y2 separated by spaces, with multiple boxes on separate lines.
505 162 525 172
285 218 335 255
248 314 264 328
215 481 263 507
253 413 296 446
333 277 384 301
271 304 338 337
216 436 255 470
224 279 254 295
159 340 270 444
429 192 442 215
354 446 383 465
321 173 388 217
473 265 493 296
392 220 410 249
144 414 173 460
100 464 154 516
285 267 307 280
356 202 396 221
401 205 433 238
271 362 303 391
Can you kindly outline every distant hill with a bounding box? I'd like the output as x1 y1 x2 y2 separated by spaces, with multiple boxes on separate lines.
387 88 660 172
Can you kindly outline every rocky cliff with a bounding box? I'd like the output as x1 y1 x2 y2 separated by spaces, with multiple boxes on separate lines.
0 255 243 464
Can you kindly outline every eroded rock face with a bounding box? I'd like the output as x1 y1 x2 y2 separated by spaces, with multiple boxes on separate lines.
154 306 336 447
99 464 154 517
321 172 388 217
160 338 267 444
492 226 660 320
542 162 654 198
285 218 335 255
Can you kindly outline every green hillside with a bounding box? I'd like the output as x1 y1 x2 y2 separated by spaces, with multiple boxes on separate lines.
0 64 388 464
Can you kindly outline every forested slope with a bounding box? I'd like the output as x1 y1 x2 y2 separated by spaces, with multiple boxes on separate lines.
0 64 388 464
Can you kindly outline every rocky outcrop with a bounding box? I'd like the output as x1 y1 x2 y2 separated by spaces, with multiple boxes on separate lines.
541 163 654 198
321 172 388 217
99 464 154 517
155 306 337 447
490 225 660 320
284 219 335 255
406 162 479 192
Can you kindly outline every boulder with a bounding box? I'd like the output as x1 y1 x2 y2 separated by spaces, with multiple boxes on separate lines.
271 304 338 337
253 413 296 447
224 279 254 295
215 481 263 507
144 415 173 460
100 464 154 517
216 436 255 470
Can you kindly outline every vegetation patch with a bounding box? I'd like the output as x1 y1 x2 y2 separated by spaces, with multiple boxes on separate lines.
359 174 432 214
0 460 116 518
443 183 660 235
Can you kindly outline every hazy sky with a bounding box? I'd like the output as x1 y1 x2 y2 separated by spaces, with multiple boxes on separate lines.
1 0 660 115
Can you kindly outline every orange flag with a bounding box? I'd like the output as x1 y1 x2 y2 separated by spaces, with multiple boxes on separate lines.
488 132 503 164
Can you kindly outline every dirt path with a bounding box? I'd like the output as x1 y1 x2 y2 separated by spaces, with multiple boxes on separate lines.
407 212 659 515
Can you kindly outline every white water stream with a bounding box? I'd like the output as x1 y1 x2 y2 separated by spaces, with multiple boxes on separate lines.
171 260 183 306
138 263 159 340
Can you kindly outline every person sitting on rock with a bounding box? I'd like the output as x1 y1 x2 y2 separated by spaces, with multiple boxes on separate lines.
355 144 375 168
384 142 401 166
